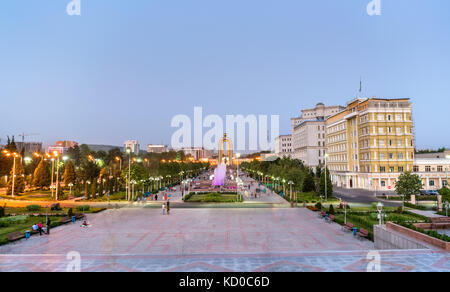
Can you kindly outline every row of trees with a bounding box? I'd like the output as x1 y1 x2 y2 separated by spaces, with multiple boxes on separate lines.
1 140 209 200
240 157 333 198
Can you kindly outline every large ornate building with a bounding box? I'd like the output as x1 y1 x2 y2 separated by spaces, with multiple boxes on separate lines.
326 98 415 191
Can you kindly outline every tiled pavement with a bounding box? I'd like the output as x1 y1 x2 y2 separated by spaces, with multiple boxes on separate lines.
0 208 448 272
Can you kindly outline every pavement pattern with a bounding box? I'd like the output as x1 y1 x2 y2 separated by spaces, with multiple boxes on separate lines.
0 208 448 272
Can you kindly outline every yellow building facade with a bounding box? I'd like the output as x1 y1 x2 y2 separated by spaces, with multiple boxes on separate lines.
326 98 414 191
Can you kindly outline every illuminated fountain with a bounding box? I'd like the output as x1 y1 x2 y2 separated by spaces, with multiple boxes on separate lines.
212 163 227 186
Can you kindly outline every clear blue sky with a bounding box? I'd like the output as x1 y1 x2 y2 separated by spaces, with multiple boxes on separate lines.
1 0 449 149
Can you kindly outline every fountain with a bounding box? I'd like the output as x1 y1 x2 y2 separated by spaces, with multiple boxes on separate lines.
212 164 227 186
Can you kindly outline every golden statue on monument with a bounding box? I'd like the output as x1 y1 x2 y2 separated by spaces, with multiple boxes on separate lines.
218 133 233 165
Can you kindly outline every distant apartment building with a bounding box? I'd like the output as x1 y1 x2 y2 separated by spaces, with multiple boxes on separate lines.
291 103 345 167
181 147 214 160
16 142 43 154
147 144 168 153
326 98 415 191
47 140 78 154
274 135 293 158
124 140 140 155
413 158 450 190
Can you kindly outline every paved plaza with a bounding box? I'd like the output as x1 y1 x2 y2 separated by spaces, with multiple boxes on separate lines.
0 207 448 272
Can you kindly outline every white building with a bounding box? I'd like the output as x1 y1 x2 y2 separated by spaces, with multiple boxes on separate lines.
291 103 345 167
274 135 293 158
413 158 450 190
147 144 168 153
181 147 214 160
124 140 140 155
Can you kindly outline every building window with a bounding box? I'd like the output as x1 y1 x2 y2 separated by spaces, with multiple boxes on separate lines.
381 180 386 187
429 180 435 187
425 166 431 172
398 166 404 172
398 153 403 159
444 180 448 187
380 166 386 173
389 153 394 159
389 167 395 172
413 166 419 172
437 166 443 172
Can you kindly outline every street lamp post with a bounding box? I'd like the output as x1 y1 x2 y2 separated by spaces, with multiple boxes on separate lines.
68 183 74 196
324 153 329 202
2 150 20 198
377 202 384 226
126 148 131 201
288 181 294 207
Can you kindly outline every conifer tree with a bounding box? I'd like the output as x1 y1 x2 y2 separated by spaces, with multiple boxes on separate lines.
33 159 51 189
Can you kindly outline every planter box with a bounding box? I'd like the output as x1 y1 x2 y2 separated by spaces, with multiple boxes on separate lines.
386 222 450 251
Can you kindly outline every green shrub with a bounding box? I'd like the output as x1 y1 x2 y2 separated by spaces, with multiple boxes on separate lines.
0 204 5 218
396 205 403 214
0 215 28 225
26 205 41 212
328 204 335 215
76 205 90 212
51 203 62 211
68 208 74 217
404 202 427 210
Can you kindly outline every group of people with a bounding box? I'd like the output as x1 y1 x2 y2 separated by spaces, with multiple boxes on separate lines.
162 200 170 215
31 218 51 236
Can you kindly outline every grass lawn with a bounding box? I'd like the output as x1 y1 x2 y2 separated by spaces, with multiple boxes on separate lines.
289 192 339 204
0 215 64 246
317 206 428 241
86 192 127 202
184 192 241 203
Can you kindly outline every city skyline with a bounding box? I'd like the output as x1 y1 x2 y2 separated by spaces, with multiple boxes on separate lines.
1 1 450 149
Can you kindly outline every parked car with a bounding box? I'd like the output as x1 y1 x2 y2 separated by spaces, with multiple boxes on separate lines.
420 190 439 196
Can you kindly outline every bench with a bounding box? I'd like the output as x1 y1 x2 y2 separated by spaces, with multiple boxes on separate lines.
357 228 369 240
342 222 354 232
60 217 72 224
7 231 25 242
431 217 450 224
327 214 335 223
318 211 326 218
75 213 85 220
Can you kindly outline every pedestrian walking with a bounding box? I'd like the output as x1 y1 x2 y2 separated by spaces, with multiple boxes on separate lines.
46 218 51 235
155 194 158 201
162 203 166 215
166 200 170 215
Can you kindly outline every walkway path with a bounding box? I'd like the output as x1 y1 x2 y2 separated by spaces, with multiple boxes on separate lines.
0 208 447 272
240 176 289 205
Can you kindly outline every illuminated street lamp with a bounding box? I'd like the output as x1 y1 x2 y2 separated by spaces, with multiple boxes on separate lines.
2 150 20 198
68 183 74 196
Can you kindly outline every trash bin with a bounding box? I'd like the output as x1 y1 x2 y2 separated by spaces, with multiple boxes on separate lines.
353 227 358 237
325 214 329 221
72 216 76 223
25 230 31 240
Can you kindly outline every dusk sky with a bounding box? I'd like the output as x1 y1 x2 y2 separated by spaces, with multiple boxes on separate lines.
1 0 449 150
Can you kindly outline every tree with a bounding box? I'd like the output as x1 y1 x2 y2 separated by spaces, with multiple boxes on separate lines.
63 160 76 186
395 171 422 199
7 159 25 195
302 169 315 192
33 159 51 189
